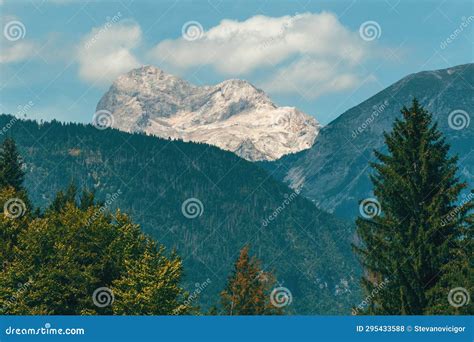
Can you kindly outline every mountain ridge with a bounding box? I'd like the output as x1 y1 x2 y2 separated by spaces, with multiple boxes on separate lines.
264 63 474 218
0 114 360 314
96 65 320 161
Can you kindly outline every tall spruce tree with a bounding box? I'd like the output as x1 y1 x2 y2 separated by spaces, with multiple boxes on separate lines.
425 190 473 314
220 246 280 315
0 138 25 191
0 138 30 271
353 99 472 314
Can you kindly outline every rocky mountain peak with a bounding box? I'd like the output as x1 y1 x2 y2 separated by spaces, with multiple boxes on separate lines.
96 66 320 161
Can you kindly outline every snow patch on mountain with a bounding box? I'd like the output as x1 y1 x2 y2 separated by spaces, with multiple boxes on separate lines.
96 66 320 161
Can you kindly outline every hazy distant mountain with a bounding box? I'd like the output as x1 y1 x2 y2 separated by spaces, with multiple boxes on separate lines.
1 115 359 314
96 66 320 161
265 63 474 219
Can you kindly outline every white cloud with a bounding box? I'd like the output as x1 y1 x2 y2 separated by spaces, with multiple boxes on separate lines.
260 57 375 99
76 21 141 85
149 12 372 97
0 41 36 63
0 14 34 64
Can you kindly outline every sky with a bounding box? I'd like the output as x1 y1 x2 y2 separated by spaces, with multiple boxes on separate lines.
0 0 472 125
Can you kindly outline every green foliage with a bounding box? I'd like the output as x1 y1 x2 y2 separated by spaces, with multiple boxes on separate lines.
0 114 360 314
0 187 30 274
353 99 473 314
425 190 473 314
0 137 25 191
48 183 78 213
220 246 280 315
112 244 192 315
0 184 192 315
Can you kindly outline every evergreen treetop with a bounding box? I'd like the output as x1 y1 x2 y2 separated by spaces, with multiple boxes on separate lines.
353 98 472 314
0 137 25 191
220 246 281 315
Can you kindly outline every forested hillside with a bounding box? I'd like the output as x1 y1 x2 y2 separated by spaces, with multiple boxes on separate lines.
264 64 474 219
0 115 360 314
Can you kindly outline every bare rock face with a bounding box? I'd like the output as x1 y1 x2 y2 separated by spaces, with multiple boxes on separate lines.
96 65 320 161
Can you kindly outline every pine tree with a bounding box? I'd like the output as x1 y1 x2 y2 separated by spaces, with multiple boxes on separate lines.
0 138 25 191
0 138 30 274
353 99 472 314
112 243 193 315
0 187 30 276
426 191 473 314
220 246 280 315
48 183 78 213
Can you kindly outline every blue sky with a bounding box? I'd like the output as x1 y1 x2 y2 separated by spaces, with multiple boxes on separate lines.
0 0 472 125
